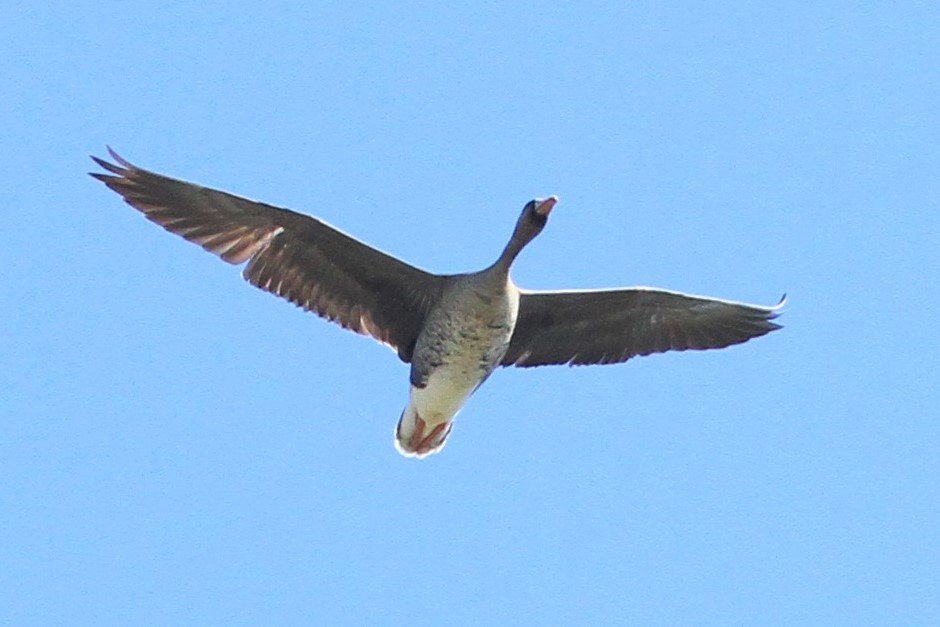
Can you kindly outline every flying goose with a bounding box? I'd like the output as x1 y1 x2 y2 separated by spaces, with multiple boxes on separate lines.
91 149 783 458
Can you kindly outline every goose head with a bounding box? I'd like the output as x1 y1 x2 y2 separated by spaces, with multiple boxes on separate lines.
496 196 557 268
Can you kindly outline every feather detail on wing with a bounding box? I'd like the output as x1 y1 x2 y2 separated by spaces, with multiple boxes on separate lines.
502 287 784 367
91 148 444 362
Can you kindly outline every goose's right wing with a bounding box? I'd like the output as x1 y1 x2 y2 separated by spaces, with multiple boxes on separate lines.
91 148 445 362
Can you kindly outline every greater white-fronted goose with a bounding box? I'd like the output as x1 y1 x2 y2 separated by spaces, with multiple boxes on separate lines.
91 149 784 458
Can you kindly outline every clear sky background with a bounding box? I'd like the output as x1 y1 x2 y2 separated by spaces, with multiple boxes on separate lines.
3 2 938 625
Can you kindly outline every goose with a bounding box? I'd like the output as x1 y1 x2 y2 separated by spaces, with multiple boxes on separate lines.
91 149 783 458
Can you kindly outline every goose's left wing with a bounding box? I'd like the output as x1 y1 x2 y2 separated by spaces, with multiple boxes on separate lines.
502 288 784 367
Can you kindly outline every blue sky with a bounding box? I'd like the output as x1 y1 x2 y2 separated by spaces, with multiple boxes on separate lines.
3 2 938 625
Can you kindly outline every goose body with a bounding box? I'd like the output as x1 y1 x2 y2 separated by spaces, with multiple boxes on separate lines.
398 266 523 456
91 149 783 458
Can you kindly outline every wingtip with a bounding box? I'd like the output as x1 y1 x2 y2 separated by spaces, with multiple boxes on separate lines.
104 145 124 165
90 146 135 178
91 146 123 162
766 293 787 330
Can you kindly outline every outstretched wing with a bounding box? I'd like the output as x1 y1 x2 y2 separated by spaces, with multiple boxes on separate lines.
91 148 444 362
502 287 783 367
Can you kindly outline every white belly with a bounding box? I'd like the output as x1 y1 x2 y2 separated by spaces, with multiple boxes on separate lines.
410 361 488 427
393 358 493 458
